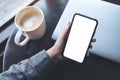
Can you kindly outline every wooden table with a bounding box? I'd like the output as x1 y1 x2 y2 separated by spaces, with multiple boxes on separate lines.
3 0 120 80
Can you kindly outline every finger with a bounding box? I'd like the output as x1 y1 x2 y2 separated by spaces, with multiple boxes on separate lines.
55 22 71 46
92 38 96 42
63 22 71 37
59 22 71 40
89 44 92 49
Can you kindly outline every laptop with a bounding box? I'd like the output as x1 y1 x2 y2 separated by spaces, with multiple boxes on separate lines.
52 0 120 63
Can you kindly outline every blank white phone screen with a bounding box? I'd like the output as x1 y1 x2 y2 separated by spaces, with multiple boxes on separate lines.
64 14 97 63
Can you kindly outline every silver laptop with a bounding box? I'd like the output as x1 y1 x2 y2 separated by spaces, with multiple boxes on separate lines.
52 0 120 63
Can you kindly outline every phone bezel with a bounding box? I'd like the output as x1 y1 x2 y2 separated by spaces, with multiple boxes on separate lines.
63 13 98 62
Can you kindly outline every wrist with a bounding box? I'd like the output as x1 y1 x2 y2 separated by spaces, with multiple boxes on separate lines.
47 47 61 63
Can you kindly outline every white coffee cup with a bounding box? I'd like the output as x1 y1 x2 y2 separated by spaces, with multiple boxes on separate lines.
14 6 46 46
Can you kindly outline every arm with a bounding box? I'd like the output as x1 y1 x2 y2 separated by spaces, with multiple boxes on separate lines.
0 50 55 80
0 22 95 80
0 23 71 80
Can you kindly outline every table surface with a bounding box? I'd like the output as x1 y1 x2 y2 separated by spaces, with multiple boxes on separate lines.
3 0 120 80
0 0 37 27
0 0 38 44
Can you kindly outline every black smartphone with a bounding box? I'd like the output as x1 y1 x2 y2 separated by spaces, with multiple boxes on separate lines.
63 13 98 63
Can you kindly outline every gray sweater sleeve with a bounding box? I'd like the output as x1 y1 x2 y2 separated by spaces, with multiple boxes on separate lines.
0 50 55 80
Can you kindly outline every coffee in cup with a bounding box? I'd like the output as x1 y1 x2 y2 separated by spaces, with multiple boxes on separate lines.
14 6 46 46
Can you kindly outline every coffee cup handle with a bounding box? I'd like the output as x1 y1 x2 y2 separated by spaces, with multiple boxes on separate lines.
14 30 30 46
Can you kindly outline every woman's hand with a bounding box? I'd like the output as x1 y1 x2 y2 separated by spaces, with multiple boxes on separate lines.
47 22 71 62
47 22 96 62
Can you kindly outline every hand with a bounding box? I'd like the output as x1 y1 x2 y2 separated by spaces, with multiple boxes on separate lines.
47 22 96 62
87 38 96 56
47 22 71 62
